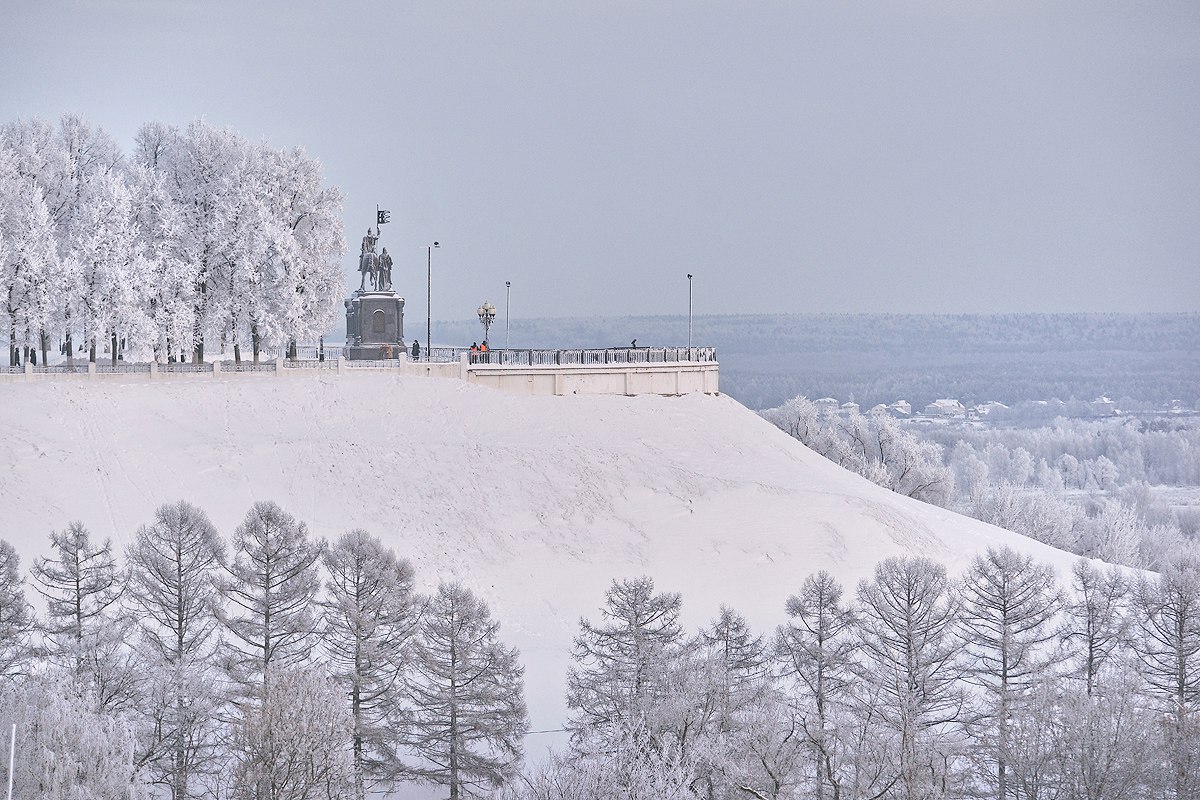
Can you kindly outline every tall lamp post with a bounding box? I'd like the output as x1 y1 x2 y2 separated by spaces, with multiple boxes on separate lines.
426 241 439 360
477 301 497 347
687 273 694 349
505 281 511 350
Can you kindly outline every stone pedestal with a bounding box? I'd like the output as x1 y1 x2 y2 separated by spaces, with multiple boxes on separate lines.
345 291 405 359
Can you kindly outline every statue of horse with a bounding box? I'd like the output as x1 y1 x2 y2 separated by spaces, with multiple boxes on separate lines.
358 250 379 291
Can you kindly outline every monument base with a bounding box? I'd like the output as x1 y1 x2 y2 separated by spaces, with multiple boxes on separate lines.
344 290 405 360
344 343 405 360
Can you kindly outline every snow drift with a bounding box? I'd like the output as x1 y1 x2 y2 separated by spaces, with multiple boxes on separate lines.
0 372 1084 744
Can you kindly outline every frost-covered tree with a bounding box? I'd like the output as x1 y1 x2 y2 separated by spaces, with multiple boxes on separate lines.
0 539 33 679
688 606 771 798
408 582 527 799
0 160 58 366
776 570 857 800
1060 559 1129 696
567 577 689 764
126 500 225 800
321 530 421 797
840 411 953 506
31 521 139 712
232 666 355 800
957 547 1063 800
130 119 344 363
1132 556 1200 800
0 673 147 799
133 119 243 362
760 400 952 507
219 501 323 700
246 144 344 357
70 167 153 363
856 556 967 800
1052 666 1155 800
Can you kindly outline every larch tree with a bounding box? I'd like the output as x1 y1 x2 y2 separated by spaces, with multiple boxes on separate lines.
566 576 690 772
125 500 226 800
218 501 323 702
957 546 1063 800
0 539 34 679
407 582 527 800
1132 556 1200 800
776 570 857 800
1060 558 1130 696
321 529 422 798
856 556 967 800
688 605 771 798
30 521 139 712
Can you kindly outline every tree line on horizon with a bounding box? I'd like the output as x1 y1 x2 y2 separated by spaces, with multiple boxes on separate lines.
0 500 1198 799
0 114 345 368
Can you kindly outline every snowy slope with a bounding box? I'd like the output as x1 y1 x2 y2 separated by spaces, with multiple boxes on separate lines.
0 372 1084 744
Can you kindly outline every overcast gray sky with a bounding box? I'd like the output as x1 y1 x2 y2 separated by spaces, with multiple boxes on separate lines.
2 1 1197 320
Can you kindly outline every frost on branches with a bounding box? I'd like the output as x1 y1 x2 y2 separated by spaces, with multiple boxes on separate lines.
0 114 345 366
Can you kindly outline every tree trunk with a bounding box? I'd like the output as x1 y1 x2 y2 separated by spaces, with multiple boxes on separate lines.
111 331 118 366
39 329 48 367
251 323 260 364
89 337 96 364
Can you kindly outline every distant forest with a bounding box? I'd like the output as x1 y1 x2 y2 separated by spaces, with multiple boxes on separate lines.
437 312 1200 411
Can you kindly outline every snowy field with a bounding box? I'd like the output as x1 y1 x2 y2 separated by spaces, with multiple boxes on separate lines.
0 372 1089 752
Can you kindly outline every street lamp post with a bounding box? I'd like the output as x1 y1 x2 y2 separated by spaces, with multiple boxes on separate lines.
426 242 439 360
477 301 497 347
505 281 511 350
687 273 694 349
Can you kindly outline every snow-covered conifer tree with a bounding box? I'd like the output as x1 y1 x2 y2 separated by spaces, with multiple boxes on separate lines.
776 570 857 800
31 521 139 712
567 576 689 765
856 556 966 800
321 529 422 797
0 539 34 679
218 501 323 700
408 582 527 800
125 500 225 799
686 606 771 797
957 546 1063 800
1132 556 1200 800
1060 558 1129 696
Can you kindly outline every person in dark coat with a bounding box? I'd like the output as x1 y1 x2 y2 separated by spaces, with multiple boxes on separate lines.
412 340 421 360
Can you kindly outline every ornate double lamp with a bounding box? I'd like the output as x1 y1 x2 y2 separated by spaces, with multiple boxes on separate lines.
477 300 497 346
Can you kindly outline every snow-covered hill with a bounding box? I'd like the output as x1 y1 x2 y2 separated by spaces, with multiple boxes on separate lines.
1 373 1084 746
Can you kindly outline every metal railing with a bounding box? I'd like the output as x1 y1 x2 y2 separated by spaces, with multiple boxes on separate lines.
225 361 277 373
158 362 214 374
32 363 92 374
464 346 717 366
2 345 717 377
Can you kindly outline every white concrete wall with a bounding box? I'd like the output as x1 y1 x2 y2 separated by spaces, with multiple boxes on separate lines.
465 362 719 397
1 357 719 397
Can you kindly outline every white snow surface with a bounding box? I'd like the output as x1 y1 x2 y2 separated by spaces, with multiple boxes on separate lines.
1 373 1084 745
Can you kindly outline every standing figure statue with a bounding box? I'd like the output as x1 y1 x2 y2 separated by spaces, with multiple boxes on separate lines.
358 228 379 291
377 247 393 291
